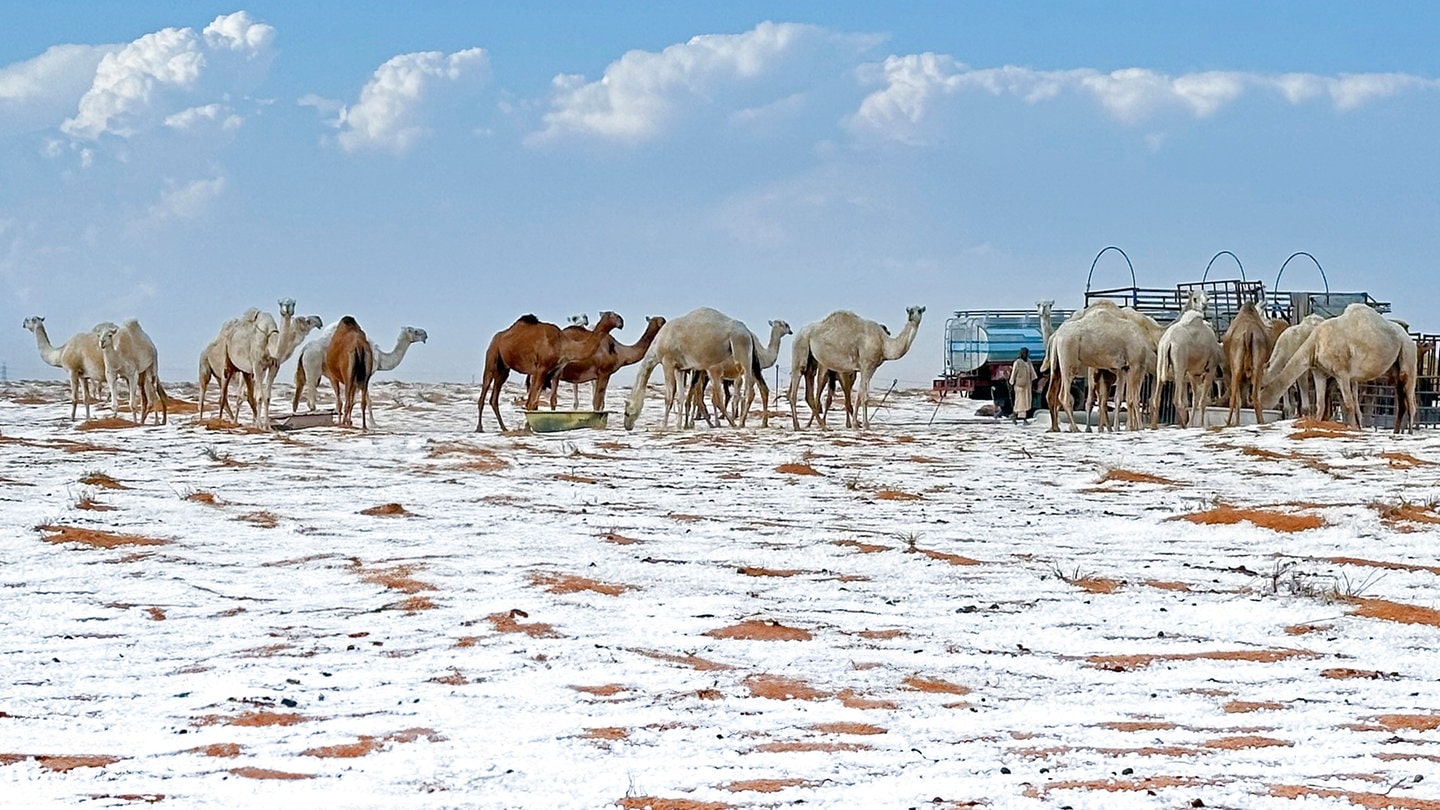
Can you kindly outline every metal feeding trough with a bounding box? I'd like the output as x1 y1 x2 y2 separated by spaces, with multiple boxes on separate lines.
523 410 610 433
272 410 336 431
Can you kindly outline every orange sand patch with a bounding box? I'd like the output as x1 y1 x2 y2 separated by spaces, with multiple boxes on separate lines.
38 524 168 549
384 596 435 612
1377 753 1440 764
914 547 982 566
1096 720 1179 732
1144 580 1193 592
1376 502 1440 528
583 727 628 740
1039 776 1211 793
835 539 890 554
487 609 559 638
1322 668 1398 680
811 722 885 735
48 438 122 454
229 767 314 781
454 636 481 648
163 397 199 415
428 670 468 685
1224 700 1285 713
875 489 922 501
530 572 631 596
146 607 166 621
572 684 629 697
1072 577 1121 594
858 629 906 640
705 620 812 642
351 561 434 594
1177 506 1323 532
1346 597 1440 627
837 689 898 710
75 497 113 512
738 566 803 577
1285 623 1331 635
602 531 642 545
1205 735 1290 749
194 710 307 728
775 463 820 476
635 650 732 671
695 689 723 700
388 728 445 743
1100 468 1179 486
1268 785 1440 808
360 502 413 516
1088 648 1316 671
426 441 508 472
904 675 970 695
235 511 278 528
75 418 140 431
909 455 939 464
1325 556 1440 576
749 741 872 754
1380 451 1438 468
24 755 123 772
302 738 383 758
744 674 828 701
185 491 222 506
189 743 242 758
79 472 127 489
725 779 808 793
616 798 732 810
1375 714 1440 732
667 512 703 522
553 473 598 484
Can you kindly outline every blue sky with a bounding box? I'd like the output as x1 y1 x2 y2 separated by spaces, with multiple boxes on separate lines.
3 2 1438 388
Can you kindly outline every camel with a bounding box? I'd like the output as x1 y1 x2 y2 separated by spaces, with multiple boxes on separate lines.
477 311 624 432
324 316 376 430
1260 304 1418 433
96 320 168 425
788 306 924 430
199 308 261 422
561 314 591 407
687 319 791 427
1044 306 1154 432
23 316 116 420
1222 303 1275 426
1150 311 1222 428
546 315 666 412
1262 314 1325 418
294 325 429 417
622 307 761 431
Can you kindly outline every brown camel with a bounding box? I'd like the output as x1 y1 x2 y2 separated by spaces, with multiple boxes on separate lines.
324 316 375 430
1222 303 1274 426
477 311 624 432
548 315 667 411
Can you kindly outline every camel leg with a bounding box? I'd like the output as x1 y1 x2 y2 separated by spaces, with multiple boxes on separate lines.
360 383 370 431
707 367 734 428
661 364 678 429
855 366 874 430
1250 371 1265 426
787 371 803 431
809 365 830 430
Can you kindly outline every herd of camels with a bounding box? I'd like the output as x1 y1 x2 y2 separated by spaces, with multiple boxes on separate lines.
17 289 1421 435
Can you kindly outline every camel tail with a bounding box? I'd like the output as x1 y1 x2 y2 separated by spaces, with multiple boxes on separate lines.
1259 327 1318 408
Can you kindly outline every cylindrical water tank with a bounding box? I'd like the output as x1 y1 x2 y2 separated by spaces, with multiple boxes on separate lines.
947 317 1047 373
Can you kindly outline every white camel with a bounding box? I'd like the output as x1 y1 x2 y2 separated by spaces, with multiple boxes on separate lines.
97 320 167 425
23 316 116 420
1151 310 1222 428
198 308 260 422
788 306 925 430
1261 303 1418 433
689 319 792 427
293 325 428 417
623 307 761 431
1261 313 1325 418
1044 306 1154 432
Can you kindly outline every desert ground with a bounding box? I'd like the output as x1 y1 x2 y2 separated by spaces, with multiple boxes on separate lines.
2 380 1439 809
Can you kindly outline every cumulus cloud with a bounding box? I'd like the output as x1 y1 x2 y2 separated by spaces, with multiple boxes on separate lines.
61 11 274 141
0 44 117 135
530 21 880 145
332 48 490 154
849 56 1440 143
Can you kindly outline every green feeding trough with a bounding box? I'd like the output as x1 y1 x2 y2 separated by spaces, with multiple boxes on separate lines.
523 410 610 432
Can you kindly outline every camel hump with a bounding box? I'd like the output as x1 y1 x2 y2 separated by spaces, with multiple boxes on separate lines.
518 314 541 325
339 315 360 329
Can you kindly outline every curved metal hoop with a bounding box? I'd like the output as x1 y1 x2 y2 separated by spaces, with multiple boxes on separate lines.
1085 246 1137 304
1275 251 1329 296
1201 250 1246 283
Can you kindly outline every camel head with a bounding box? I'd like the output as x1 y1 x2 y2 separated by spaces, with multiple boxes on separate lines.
1185 289 1209 317
295 314 324 336
906 305 926 323
277 298 296 318
96 324 120 350
623 398 640 431
567 314 590 327
22 315 44 332
403 326 429 344
768 319 793 338
596 311 624 333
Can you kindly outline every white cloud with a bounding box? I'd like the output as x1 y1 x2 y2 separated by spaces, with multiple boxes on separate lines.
0 44 118 134
61 11 275 141
164 103 242 132
530 21 880 145
849 57 1440 143
334 48 490 154
151 175 227 220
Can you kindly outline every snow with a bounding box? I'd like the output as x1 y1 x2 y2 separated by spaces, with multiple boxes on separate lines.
2 380 1439 809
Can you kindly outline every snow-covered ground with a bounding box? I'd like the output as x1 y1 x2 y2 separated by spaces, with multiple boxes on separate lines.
2 380 1439 809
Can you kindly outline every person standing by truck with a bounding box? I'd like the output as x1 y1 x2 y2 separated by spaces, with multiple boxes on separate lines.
1010 347 1037 423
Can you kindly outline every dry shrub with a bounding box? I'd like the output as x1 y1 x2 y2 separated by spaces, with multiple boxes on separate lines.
704 620 812 641
529 572 631 596
1099 468 1179 486
38 524 168 549
1178 505 1323 532
775 463 820 476
79 472 126 489
359 502 412 517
